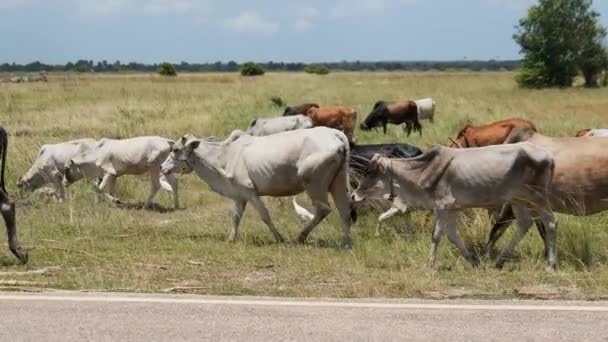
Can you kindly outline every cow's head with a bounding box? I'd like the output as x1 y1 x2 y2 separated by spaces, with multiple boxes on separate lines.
360 104 385 131
63 152 99 185
448 125 472 148
161 135 199 175
575 128 591 137
352 154 392 203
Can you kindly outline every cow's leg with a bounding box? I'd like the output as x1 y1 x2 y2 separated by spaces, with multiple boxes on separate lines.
382 122 388 135
52 175 65 202
376 206 400 237
296 192 331 245
162 173 180 209
1 190 27 264
144 169 162 209
249 196 285 243
537 208 558 271
496 205 533 269
329 168 355 248
228 200 247 242
97 173 118 203
428 209 443 267
444 210 479 267
485 203 515 256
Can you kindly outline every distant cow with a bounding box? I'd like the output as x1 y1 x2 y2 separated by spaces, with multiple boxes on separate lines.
449 118 537 148
18 138 98 201
306 106 357 142
575 129 608 137
63 136 180 209
161 128 356 247
352 143 558 270
283 103 319 117
360 100 421 136
246 115 313 136
0 127 27 263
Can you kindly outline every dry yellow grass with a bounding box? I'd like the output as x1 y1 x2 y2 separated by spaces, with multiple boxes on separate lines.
1 71 608 299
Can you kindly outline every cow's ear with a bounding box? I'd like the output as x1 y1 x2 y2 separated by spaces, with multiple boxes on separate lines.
168 141 175 147
187 140 201 151
68 159 74 166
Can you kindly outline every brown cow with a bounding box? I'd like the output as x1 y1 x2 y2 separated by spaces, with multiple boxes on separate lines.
306 106 357 142
575 128 591 137
448 118 537 148
0 127 27 264
360 100 421 136
283 103 319 117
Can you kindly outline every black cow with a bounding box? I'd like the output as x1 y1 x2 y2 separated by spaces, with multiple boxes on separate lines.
282 103 319 117
349 143 423 182
360 100 422 136
0 126 27 264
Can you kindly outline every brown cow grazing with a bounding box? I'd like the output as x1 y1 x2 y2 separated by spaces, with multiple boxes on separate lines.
448 118 537 148
575 128 591 137
306 106 357 142
283 103 319 117
360 100 422 136
0 127 27 264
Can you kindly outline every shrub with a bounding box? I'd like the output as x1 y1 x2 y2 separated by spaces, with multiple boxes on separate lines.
270 96 285 107
304 64 330 75
240 62 264 76
158 62 177 76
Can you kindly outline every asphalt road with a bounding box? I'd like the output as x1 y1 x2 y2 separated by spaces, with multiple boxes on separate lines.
1 292 608 341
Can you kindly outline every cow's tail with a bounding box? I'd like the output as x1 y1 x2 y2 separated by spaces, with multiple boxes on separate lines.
0 126 7 193
333 132 357 224
292 197 314 222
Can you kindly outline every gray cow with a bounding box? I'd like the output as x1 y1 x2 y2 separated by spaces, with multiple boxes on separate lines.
161 127 356 246
64 136 180 209
246 115 313 136
18 138 98 201
352 143 558 270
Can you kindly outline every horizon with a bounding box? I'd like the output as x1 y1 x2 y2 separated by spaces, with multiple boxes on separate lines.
2 0 606 65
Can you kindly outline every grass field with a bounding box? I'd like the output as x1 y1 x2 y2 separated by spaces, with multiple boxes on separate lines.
2 71 608 299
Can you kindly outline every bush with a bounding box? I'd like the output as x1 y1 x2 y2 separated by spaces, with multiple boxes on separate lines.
270 96 285 107
304 64 330 75
240 62 264 76
158 62 177 76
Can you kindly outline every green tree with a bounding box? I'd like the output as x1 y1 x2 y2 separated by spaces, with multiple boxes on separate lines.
304 64 330 75
240 62 264 76
514 0 607 88
158 62 177 76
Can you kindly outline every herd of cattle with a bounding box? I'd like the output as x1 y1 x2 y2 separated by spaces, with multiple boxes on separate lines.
1 97 608 272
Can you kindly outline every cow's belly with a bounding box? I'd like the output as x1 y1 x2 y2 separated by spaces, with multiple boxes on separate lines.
248 164 306 197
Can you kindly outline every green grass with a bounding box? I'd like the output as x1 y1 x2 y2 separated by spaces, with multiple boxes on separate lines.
1 71 608 299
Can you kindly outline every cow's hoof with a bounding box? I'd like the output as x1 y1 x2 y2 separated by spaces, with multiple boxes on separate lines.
275 235 286 244
11 247 28 265
495 259 506 270
468 255 480 267
296 235 307 244
545 265 557 273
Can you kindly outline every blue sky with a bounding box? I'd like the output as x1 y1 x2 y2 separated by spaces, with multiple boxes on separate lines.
1 0 607 64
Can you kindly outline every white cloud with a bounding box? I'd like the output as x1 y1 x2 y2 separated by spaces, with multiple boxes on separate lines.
143 0 193 14
224 11 279 35
70 0 204 17
291 6 318 32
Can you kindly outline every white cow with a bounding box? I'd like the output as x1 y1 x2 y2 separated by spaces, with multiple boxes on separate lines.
63 136 180 209
18 138 98 201
246 115 314 136
352 143 558 270
161 127 356 246
585 129 608 137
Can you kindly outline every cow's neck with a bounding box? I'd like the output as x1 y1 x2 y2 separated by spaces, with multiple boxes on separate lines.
189 142 232 195
386 159 435 209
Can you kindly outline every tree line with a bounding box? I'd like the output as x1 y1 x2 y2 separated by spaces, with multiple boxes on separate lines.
0 59 522 74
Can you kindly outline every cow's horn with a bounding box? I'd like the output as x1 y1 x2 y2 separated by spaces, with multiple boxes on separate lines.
448 137 463 148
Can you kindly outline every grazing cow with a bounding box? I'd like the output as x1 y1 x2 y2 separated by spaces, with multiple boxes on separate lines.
246 115 314 136
0 127 27 263
293 143 424 236
360 100 422 136
283 103 319 117
576 129 608 137
63 136 180 209
352 144 558 270
305 106 357 142
449 118 537 148
161 127 356 246
487 128 608 255
18 138 98 201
